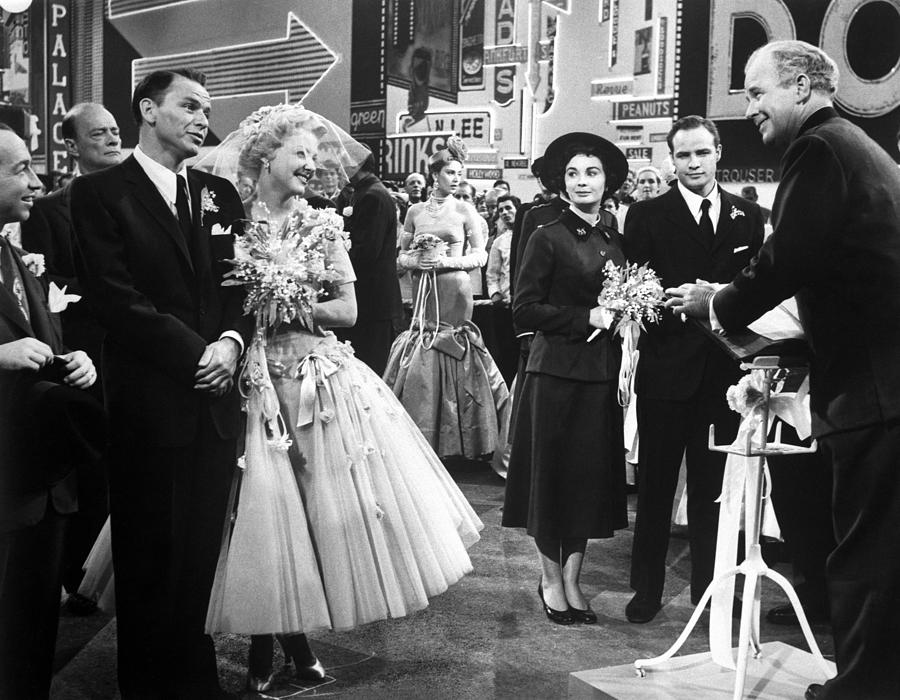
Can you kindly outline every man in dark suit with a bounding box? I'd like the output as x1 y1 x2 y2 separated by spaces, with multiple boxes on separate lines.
671 41 900 700
0 124 103 699
624 115 765 623
70 68 249 699
334 153 402 374
20 102 122 615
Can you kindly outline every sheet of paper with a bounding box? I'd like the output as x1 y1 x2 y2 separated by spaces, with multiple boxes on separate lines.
748 297 805 340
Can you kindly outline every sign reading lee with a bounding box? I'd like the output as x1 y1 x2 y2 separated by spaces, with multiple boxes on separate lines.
398 110 492 147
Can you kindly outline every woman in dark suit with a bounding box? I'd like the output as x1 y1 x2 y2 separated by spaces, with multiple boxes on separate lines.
502 133 628 625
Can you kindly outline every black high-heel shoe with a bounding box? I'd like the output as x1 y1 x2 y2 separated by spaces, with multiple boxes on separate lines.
247 634 276 692
538 583 575 625
280 633 327 682
569 605 598 624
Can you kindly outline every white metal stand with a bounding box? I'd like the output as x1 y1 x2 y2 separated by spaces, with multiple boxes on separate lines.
633 357 835 700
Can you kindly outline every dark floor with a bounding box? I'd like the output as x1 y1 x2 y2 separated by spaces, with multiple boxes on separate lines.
50 460 834 699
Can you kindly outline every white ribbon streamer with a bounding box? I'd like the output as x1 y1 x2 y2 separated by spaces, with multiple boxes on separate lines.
708 376 811 668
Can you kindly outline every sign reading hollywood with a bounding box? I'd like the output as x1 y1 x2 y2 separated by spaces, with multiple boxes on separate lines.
612 98 674 121
383 132 454 180
397 110 492 147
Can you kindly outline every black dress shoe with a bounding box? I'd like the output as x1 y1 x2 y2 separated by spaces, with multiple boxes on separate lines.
538 583 575 625
805 683 824 700
766 603 829 626
569 605 598 624
625 594 661 623
295 657 326 682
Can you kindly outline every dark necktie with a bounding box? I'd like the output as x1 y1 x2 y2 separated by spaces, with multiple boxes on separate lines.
699 198 714 249
0 236 29 322
175 175 193 244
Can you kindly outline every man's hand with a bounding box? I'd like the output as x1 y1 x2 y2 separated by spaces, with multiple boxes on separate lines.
0 338 54 371
664 282 716 319
194 337 241 397
59 350 97 389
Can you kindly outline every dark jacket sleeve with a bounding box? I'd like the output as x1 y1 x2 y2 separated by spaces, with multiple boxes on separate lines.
347 187 394 272
715 135 845 331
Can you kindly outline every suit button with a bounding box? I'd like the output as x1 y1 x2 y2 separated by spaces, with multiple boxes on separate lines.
199 306 207 316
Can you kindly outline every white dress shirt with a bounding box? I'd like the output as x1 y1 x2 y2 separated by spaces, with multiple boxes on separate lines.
677 180 721 233
486 230 512 304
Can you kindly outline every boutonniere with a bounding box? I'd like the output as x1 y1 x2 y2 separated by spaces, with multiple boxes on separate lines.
575 227 588 238
730 205 745 220
341 206 353 218
48 281 81 312
200 186 219 221
21 252 45 277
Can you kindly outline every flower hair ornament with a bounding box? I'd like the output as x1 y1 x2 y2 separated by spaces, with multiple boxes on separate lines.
428 134 468 169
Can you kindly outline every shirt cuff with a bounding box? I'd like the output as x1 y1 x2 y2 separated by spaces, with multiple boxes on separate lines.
219 331 245 355
709 295 724 333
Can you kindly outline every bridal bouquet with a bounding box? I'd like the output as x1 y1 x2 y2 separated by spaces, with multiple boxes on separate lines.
222 200 347 330
591 260 665 406
408 232 448 263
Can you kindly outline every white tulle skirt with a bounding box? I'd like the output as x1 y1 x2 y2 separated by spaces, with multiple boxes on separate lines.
204 330 483 635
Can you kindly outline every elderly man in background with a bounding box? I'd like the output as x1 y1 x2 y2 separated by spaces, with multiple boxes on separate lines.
404 171 426 205
20 103 122 616
669 40 900 700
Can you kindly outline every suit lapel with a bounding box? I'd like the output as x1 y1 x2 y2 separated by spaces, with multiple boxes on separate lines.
187 170 212 286
122 156 195 274
713 188 741 254
0 244 61 348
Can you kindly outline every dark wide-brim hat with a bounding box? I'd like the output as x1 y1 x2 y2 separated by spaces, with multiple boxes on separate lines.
542 132 628 196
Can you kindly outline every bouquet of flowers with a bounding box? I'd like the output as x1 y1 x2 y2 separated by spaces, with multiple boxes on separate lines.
408 232 448 263
222 199 348 331
590 260 665 406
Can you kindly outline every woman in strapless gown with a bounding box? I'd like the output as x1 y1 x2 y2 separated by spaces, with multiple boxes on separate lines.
384 138 510 460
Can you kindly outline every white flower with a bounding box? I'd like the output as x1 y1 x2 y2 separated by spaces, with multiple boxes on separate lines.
48 282 81 313
319 408 335 424
21 253 45 277
200 187 219 217
730 205 745 220
342 206 353 218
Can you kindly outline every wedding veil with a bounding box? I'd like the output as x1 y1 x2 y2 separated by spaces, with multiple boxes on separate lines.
194 102 371 198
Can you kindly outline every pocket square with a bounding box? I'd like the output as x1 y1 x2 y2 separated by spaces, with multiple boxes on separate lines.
210 223 232 237
733 245 748 253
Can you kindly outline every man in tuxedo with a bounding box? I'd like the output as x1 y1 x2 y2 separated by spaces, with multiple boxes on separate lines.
70 68 249 699
670 41 900 700
334 153 402 374
624 115 764 623
0 124 103 699
20 102 122 615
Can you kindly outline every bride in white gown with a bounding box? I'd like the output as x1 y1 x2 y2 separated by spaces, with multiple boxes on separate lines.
195 104 484 691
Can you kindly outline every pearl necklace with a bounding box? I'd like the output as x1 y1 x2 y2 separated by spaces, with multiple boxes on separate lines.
424 194 450 216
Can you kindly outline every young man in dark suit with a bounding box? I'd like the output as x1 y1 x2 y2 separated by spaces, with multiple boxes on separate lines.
0 124 103 699
20 102 122 616
671 40 900 700
334 153 402 375
624 115 765 623
70 68 250 699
